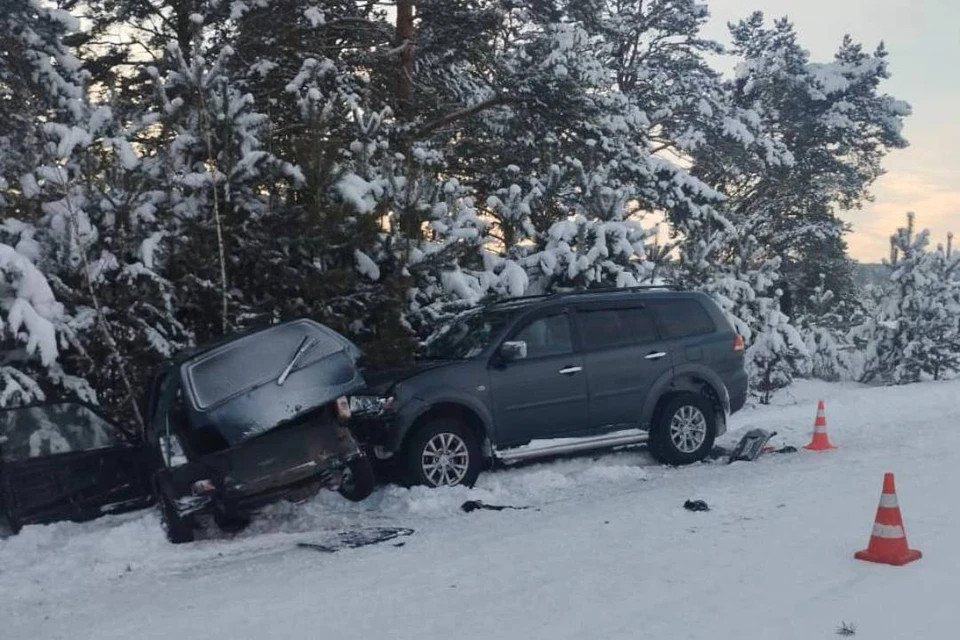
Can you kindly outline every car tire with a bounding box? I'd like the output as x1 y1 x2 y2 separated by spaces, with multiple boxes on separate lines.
405 419 482 488
648 393 717 466
338 456 376 502
155 474 195 544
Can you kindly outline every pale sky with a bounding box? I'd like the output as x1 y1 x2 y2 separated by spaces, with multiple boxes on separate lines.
702 0 959 262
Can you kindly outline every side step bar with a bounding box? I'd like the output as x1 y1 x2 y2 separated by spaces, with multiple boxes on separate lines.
494 431 649 465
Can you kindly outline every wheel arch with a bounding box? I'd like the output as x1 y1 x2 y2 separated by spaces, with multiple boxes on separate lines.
403 400 492 455
643 366 731 436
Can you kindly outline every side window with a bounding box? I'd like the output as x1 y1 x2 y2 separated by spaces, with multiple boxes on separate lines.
0 404 127 462
578 308 660 351
513 314 573 359
649 299 716 339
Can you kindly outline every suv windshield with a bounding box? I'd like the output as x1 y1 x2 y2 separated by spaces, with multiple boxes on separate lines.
421 309 514 360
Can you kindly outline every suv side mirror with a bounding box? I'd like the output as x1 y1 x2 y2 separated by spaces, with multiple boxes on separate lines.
499 341 528 363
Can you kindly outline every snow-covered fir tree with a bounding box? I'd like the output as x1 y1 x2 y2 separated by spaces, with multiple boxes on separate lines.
0 0 99 407
796 274 855 382
747 290 810 404
691 13 910 318
855 213 960 384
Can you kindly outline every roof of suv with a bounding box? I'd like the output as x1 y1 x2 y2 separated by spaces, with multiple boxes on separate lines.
485 285 700 312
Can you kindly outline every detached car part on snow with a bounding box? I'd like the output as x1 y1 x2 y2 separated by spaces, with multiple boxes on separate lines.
0 402 153 533
145 319 376 543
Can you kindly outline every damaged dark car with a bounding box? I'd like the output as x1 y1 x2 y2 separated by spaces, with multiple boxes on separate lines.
145 319 377 543
1 319 377 543
0 402 153 533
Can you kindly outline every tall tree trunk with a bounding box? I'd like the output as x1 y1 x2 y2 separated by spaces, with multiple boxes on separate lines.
395 0 415 117
395 0 419 240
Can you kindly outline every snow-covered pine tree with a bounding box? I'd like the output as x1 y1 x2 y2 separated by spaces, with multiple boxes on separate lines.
914 233 960 380
747 290 810 404
21 94 197 426
3 5 199 424
693 14 910 318
797 274 854 382
0 0 99 407
855 213 960 384
146 35 304 343
223 1 426 363
678 212 810 402
415 2 739 299
521 161 657 292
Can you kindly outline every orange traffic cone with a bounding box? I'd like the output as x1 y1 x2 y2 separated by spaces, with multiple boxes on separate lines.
855 472 922 566
804 400 836 450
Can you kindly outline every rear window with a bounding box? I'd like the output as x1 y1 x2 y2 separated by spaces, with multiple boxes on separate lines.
185 322 346 409
0 404 127 462
578 308 660 350
648 299 716 339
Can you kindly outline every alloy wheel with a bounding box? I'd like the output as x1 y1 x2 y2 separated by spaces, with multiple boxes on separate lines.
421 432 471 487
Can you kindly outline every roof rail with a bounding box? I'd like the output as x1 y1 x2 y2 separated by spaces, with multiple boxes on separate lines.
485 283 684 308
551 284 684 298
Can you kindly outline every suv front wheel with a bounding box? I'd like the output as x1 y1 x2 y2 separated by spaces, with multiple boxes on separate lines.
405 419 482 488
648 393 717 466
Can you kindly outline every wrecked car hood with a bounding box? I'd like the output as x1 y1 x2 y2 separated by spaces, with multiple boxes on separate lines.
180 319 365 445
359 359 456 395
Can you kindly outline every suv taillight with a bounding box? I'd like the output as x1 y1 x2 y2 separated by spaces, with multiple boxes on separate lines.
733 335 745 352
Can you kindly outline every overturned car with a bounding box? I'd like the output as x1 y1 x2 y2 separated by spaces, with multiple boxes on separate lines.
145 319 376 543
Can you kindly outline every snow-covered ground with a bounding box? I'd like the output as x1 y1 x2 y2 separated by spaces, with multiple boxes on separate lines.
2 379 958 640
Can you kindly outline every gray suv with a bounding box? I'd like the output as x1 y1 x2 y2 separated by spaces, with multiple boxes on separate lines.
350 287 748 487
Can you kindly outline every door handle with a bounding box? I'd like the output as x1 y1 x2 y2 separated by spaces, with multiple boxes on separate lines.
558 366 583 375
645 352 667 361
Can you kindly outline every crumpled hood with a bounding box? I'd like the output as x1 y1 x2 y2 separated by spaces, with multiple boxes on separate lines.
359 359 456 395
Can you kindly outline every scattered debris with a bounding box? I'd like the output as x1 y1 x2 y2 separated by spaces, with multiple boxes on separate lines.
460 500 532 513
297 527 414 553
728 429 777 463
684 499 710 512
836 621 857 636
711 431 798 463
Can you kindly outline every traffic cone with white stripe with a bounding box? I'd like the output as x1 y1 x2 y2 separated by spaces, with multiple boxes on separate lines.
855 472 922 566
803 400 836 450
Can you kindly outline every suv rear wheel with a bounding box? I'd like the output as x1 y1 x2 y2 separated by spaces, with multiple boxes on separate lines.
648 393 717 466
405 419 482 488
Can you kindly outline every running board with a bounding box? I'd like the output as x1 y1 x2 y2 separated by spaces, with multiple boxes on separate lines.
493 431 649 465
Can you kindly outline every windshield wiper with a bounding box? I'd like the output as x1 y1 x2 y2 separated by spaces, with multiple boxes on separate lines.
277 336 319 386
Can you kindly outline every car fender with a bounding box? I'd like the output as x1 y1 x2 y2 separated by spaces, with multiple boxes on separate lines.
388 391 496 452
641 364 732 432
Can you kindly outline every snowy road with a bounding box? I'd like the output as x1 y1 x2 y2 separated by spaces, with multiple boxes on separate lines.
2 379 958 640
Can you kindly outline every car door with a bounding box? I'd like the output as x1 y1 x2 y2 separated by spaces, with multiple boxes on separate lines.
0 403 152 530
489 309 589 446
574 304 674 431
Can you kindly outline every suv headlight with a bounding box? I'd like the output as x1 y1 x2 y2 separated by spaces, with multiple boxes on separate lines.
348 395 395 417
